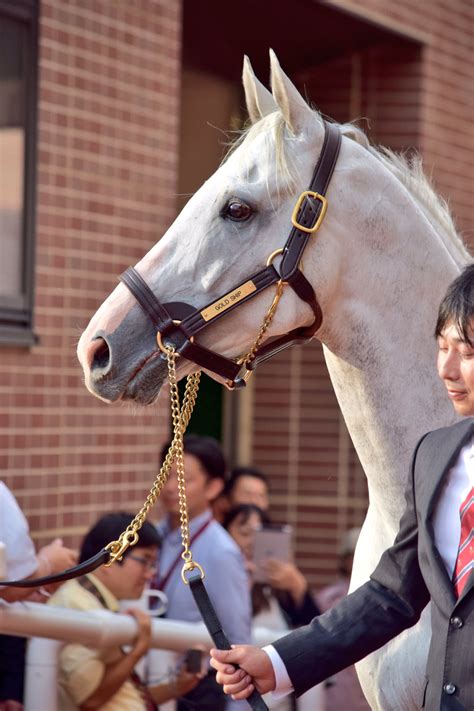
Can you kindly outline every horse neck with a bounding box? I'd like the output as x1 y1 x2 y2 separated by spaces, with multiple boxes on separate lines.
315 162 466 522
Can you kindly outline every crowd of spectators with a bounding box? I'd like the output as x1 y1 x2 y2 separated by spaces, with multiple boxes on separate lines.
1 435 367 711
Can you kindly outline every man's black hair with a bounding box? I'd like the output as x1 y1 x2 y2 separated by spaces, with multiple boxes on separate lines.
435 264 474 345
224 466 269 496
79 512 161 564
159 434 227 482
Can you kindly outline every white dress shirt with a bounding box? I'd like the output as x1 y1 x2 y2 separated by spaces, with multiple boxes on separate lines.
264 437 474 697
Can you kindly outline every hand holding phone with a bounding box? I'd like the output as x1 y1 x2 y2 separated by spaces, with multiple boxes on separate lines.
184 648 203 673
252 525 292 583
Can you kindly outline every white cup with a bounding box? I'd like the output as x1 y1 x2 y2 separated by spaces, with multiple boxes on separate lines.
120 588 168 617
143 588 168 616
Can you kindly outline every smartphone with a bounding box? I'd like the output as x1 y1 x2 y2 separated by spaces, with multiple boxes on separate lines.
184 648 203 673
252 524 292 583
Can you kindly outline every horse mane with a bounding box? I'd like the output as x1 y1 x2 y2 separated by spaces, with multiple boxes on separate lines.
339 121 470 260
227 111 470 260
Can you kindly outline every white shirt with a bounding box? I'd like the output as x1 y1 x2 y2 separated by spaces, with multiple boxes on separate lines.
264 437 474 697
432 437 473 576
0 481 37 580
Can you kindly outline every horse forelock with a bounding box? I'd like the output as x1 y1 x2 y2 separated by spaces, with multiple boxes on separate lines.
222 112 306 197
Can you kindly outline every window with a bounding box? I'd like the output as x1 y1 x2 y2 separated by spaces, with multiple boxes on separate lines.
0 0 38 345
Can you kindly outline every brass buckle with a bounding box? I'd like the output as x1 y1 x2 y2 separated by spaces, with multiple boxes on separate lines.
291 191 328 234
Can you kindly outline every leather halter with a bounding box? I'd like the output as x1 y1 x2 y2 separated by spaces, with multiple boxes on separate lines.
120 121 341 389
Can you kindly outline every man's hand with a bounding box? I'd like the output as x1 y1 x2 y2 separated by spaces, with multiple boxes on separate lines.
126 608 152 661
262 558 308 605
37 538 77 576
210 646 276 700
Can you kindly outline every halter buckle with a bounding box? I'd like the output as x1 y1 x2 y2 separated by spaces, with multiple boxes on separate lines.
291 191 328 234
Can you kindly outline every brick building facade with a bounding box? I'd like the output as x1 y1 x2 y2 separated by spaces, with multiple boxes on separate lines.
0 0 472 590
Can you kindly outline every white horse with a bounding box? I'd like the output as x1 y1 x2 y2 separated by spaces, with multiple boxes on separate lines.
77 51 471 710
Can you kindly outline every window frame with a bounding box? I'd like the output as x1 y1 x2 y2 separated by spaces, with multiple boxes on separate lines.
0 0 39 346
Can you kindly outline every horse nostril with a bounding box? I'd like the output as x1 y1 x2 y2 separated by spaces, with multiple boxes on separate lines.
86 336 112 376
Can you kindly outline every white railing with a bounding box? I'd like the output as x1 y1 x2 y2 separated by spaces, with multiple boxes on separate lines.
0 601 288 711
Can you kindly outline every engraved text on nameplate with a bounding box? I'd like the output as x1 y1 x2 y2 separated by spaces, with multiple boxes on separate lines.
200 281 257 322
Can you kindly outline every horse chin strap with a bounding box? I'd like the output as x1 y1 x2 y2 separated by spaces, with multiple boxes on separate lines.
120 120 341 390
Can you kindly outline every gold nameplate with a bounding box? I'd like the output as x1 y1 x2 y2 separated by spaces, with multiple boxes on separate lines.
201 280 257 322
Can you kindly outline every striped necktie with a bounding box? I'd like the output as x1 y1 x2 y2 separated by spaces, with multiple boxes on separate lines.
453 486 474 597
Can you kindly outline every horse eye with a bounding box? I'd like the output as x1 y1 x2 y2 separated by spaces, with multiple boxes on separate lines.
224 200 253 222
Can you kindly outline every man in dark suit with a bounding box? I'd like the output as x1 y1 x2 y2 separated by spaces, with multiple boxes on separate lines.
210 264 474 711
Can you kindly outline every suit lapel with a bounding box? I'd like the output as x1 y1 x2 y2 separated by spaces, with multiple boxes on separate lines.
418 419 474 608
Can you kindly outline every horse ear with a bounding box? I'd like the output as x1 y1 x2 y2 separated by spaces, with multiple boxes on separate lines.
242 55 277 124
269 49 313 134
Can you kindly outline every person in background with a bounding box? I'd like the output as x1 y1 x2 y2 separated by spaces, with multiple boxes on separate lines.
214 467 270 522
154 435 252 711
0 481 77 601
222 504 277 620
0 480 77 711
49 512 202 711
315 527 370 711
217 468 320 628
223 504 293 711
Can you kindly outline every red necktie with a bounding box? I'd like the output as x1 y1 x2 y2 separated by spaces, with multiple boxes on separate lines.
453 486 474 597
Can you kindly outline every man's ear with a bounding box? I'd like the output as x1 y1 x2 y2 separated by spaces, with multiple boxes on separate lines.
206 477 225 503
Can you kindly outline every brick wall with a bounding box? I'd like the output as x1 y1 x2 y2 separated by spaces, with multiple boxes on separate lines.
327 0 473 239
1 0 181 548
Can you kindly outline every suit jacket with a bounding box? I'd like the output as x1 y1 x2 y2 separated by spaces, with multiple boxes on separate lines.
273 418 474 711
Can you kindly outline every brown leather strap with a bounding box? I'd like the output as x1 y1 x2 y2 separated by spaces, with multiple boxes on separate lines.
280 121 341 279
180 265 280 339
120 267 176 337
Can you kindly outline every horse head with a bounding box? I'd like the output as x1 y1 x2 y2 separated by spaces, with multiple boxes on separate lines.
77 51 347 404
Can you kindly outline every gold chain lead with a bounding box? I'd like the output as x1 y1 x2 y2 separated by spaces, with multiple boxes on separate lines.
239 279 285 369
106 282 285 575
105 351 201 575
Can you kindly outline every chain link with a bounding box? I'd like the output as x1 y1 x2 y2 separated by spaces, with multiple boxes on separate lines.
106 354 201 565
239 280 285 369
106 282 284 569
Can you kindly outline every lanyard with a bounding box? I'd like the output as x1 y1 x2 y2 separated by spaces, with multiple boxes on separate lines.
152 516 212 592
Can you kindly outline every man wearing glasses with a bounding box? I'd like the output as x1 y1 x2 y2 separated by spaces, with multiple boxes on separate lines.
49 512 201 710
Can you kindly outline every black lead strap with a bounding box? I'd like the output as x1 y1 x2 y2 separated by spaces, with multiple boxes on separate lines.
188 569 269 711
0 548 110 587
